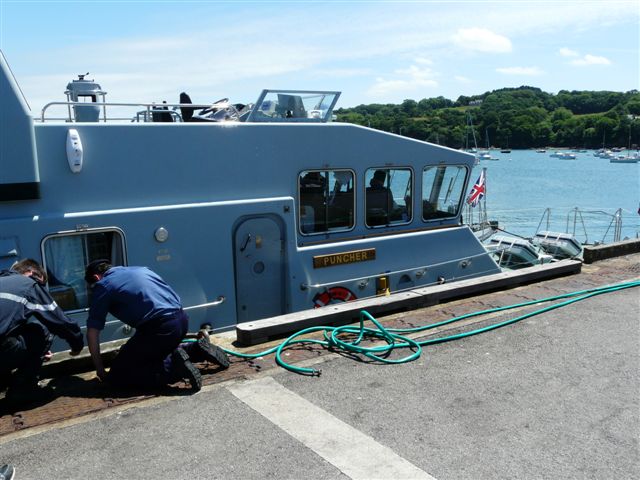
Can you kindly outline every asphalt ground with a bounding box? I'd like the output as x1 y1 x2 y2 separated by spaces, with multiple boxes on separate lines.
0 254 638 479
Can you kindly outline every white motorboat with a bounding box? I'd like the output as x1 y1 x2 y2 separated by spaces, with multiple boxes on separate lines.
550 151 576 160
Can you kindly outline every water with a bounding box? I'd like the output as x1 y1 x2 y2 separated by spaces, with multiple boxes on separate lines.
468 150 639 244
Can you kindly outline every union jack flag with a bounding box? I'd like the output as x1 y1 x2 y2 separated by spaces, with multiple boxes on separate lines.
467 170 486 207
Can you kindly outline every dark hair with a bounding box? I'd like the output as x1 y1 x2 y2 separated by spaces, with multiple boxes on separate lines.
11 258 48 284
370 169 388 188
84 259 112 285
373 170 387 182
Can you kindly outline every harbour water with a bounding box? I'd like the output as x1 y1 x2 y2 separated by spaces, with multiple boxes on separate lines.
468 149 639 244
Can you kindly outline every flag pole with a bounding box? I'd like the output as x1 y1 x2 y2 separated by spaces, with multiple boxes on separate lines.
481 167 487 230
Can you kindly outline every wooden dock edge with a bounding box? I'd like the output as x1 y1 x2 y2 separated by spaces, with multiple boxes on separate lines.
236 259 582 346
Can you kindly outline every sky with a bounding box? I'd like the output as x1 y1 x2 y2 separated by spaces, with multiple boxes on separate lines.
0 0 638 113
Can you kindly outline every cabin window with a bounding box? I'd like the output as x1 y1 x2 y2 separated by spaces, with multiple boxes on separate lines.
42 229 126 312
299 169 355 234
422 165 468 221
365 168 412 227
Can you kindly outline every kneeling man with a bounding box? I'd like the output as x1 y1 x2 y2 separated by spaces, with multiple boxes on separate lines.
84 260 229 392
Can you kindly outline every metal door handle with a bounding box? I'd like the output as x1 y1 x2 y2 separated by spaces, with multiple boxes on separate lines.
183 296 226 311
240 234 252 252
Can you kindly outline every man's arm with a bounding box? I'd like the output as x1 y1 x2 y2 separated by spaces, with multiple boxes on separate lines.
87 327 106 380
30 283 84 353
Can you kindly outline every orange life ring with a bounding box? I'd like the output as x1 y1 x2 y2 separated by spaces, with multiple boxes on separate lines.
313 286 357 308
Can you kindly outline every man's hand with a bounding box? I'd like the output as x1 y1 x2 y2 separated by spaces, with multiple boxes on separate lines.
69 349 82 357
96 368 107 382
43 350 53 362
87 327 106 383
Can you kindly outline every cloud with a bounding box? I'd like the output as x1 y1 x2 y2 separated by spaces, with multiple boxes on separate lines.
496 66 543 76
559 47 579 57
314 68 372 78
414 57 433 65
570 54 612 66
451 28 512 53
454 75 472 84
5 1 636 109
395 64 434 79
366 63 438 97
557 47 612 67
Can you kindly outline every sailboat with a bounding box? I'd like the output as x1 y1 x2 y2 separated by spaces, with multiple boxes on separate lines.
610 126 639 163
478 128 498 161
594 131 614 158
500 136 511 153
464 111 479 157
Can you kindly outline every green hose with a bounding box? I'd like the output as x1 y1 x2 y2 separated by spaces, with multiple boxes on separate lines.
220 279 640 376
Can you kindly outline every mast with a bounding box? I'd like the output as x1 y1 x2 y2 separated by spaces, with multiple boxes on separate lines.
466 111 478 151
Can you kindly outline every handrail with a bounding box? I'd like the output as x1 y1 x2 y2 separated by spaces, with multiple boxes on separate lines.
576 208 623 243
40 101 223 122
134 109 183 123
535 208 551 234
565 207 589 244
537 207 625 244
183 295 225 311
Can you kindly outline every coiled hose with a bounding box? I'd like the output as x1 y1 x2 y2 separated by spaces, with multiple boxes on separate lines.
220 279 640 376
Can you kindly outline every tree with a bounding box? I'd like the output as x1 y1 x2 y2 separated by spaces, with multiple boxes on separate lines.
335 86 637 148
401 99 418 117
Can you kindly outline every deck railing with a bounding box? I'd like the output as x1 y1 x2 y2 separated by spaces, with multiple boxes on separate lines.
536 207 624 244
39 101 228 123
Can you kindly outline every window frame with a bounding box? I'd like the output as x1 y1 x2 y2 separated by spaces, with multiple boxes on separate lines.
421 164 469 222
364 166 414 229
40 227 128 313
297 168 357 236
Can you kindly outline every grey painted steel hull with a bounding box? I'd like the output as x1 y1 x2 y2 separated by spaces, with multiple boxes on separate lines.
0 51 501 351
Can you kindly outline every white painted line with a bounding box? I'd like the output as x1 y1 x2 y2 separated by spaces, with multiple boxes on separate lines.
228 377 436 480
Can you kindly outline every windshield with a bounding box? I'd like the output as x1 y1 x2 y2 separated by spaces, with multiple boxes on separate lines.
248 90 340 122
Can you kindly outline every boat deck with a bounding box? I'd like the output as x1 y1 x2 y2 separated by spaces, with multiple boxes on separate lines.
1 253 638 439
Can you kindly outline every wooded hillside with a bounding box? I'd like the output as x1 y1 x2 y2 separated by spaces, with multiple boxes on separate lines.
335 87 640 149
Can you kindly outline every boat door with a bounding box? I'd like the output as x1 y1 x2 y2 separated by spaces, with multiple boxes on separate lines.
234 216 285 322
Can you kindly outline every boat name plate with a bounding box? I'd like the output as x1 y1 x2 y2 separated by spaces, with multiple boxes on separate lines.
313 248 376 269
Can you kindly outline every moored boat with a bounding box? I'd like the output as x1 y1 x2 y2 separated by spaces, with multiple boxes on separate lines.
485 234 554 269
2 50 512 351
610 154 639 164
532 231 583 260
550 151 577 160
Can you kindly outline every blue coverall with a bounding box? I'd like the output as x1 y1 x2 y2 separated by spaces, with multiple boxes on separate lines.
86 266 190 389
0 270 83 392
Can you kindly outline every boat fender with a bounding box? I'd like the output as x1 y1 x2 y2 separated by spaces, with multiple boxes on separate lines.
66 128 83 173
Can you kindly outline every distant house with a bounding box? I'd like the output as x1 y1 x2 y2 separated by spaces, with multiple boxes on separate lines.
469 99 483 106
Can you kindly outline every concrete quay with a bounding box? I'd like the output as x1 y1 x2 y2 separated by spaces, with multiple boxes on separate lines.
0 253 638 479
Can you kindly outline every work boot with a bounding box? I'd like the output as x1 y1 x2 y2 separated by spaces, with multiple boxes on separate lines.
171 348 202 392
5 383 54 407
189 338 230 369
0 372 11 392
0 464 15 480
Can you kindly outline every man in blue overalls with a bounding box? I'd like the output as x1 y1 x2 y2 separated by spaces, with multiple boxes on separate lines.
0 259 84 404
84 260 229 392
